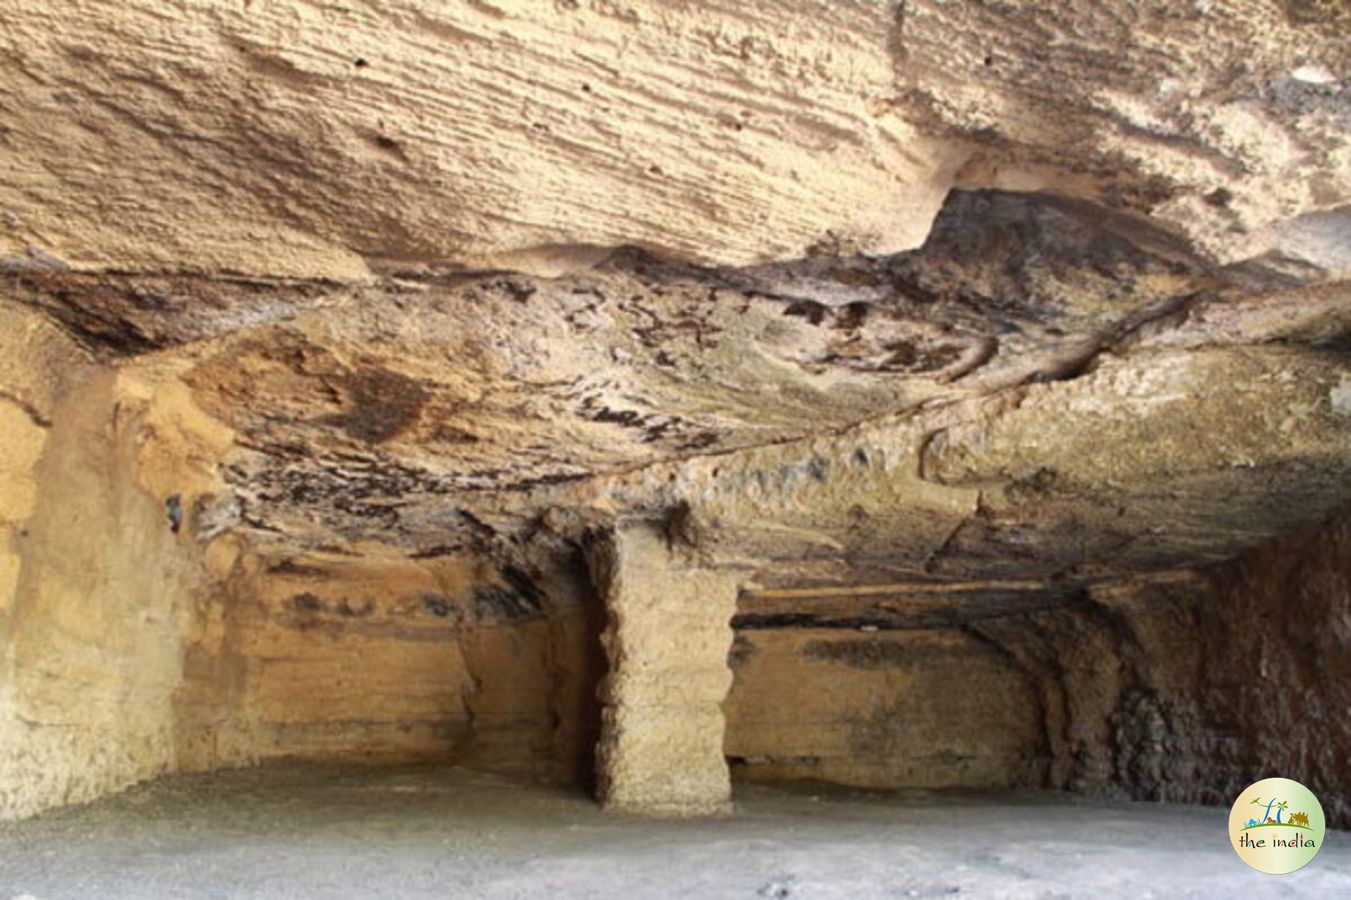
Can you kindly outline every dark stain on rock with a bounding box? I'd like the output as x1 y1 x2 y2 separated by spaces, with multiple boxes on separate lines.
735 612 821 630
579 395 655 432
501 565 546 606
1285 0 1351 29
0 389 52 429
321 368 428 443
165 494 183 534
422 595 454 618
589 406 643 426
268 559 326 576
495 279 537 303
456 508 498 539
472 582 543 622
834 301 871 330
783 299 830 325
1204 187 1233 209
8 270 332 357
500 471 590 492
409 544 465 560
880 339 963 373
642 419 676 441
1005 467 1065 502
337 596 376 617
773 457 830 487
18 277 166 355
291 592 324 613
678 430 719 451
431 424 480 444
370 134 409 161
801 639 912 670
728 634 759 669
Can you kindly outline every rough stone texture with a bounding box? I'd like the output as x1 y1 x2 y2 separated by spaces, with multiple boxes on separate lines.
1 2 1344 277
0 0 1348 827
896 0 1351 267
724 628 1043 789
0 0 959 278
539 335 1349 594
587 523 739 816
1177 511 1351 826
0 351 216 819
175 548 603 785
18 189 1337 587
0 306 67 623
722 508 1351 827
973 507 1351 827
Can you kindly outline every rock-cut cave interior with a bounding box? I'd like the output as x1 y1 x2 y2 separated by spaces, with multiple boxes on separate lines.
0 1 1348 897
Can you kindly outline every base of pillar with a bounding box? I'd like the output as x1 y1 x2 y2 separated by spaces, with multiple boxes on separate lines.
600 797 734 818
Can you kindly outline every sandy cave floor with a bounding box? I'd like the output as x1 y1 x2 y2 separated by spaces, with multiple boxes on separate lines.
1 766 1348 899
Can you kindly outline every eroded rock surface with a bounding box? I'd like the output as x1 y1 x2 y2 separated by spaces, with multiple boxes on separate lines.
1 0 1348 822
587 523 738 816
3 1 1345 277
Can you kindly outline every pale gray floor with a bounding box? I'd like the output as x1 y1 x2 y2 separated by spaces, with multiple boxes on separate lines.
1 766 1348 899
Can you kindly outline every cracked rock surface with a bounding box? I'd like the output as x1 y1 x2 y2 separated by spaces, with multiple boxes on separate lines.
14 190 1346 585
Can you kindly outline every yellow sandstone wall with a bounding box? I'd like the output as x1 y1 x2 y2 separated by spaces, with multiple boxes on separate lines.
0 303 604 821
174 552 604 785
724 628 1045 790
0 309 223 819
2 289 1342 824
722 509 1351 827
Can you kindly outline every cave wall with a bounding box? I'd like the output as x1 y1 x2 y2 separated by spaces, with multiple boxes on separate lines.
1202 510 1350 825
0 305 69 818
174 551 604 786
0 310 219 820
1060 508 1351 824
0 0 1344 829
961 508 1351 826
0 307 62 649
0 314 604 820
1193 508 1351 826
724 628 1044 790
1 290 1343 823
723 509 1350 824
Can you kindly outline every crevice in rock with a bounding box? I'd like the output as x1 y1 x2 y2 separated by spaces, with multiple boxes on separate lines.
0 389 52 429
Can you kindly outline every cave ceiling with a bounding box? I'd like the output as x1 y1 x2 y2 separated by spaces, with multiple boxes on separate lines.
1 0 1348 606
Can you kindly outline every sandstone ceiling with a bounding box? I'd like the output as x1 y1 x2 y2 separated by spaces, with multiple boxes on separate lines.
1 1 1348 609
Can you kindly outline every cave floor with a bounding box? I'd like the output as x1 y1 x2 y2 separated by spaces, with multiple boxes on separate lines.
1 766 1348 899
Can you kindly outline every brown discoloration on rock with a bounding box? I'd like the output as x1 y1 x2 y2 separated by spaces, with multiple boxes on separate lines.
801 639 913 670
5 270 338 356
319 368 428 444
118 190 1343 568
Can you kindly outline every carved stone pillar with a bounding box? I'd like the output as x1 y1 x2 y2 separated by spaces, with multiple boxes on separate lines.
586 522 738 816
